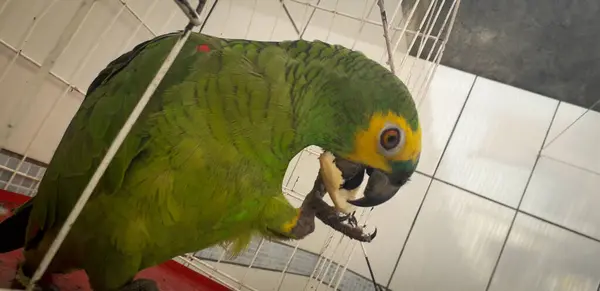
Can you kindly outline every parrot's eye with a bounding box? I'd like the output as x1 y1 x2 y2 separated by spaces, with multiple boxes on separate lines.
378 125 405 156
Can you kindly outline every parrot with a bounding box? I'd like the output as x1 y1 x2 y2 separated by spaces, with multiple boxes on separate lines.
0 29 421 291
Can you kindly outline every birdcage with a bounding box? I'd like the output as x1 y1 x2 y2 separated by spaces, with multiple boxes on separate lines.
0 0 466 290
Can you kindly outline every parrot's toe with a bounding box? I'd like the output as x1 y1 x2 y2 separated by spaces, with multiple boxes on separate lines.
119 279 160 291
337 211 358 227
10 280 59 291
360 227 377 243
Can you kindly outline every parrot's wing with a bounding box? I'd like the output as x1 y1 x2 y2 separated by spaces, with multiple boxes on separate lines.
27 32 183 238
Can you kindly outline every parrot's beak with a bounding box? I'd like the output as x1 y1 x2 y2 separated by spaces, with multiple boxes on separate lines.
319 152 412 213
346 166 411 207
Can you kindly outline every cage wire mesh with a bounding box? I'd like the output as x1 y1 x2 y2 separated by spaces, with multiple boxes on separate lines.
9 0 591 290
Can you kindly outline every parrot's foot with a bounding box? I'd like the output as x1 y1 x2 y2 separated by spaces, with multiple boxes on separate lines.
337 211 358 227
299 171 377 242
353 226 377 243
312 197 377 242
11 263 59 291
118 278 160 291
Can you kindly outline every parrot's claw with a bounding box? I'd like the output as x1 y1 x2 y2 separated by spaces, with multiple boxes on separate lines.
119 279 160 291
311 198 377 242
360 227 377 242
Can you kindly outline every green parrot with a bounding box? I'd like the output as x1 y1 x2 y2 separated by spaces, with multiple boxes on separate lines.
0 30 421 291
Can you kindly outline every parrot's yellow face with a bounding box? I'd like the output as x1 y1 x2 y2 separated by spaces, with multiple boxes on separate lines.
347 111 421 173
319 111 421 214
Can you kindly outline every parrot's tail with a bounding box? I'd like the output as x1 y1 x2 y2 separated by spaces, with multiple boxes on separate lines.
0 199 33 253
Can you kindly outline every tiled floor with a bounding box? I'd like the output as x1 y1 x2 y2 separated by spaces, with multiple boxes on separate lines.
379 68 600 291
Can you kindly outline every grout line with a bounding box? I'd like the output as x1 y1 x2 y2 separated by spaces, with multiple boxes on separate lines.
415 170 516 210
543 96 600 151
385 75 478 289
540 154 600 176
484 100 561 291
539 154 600 177
519 210 600 245
416 169 600 246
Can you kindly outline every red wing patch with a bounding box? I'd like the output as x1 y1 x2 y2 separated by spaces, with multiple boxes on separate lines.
196 44 211 53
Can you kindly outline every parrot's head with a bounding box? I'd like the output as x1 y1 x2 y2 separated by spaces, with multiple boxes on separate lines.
321 110 421 211
303 52 421 212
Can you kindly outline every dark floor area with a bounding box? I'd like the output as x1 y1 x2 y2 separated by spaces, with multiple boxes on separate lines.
440 0 600 110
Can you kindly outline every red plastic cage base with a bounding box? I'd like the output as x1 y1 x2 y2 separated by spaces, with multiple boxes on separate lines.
0 190 229 291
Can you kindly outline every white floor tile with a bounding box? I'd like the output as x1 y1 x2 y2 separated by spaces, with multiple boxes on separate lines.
388 180 514 291
416 65 475 175
346 173 431 285
521 156 600 240
436 77 558 207
543 101 600 175
488 214 600 291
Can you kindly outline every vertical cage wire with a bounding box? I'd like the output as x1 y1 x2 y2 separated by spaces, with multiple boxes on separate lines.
302 228 337 291
239 238 266 288
393 0 436 70
276 240 302 290
119 0 159 51
315 209 372 290
315 233 345 288
334 209 375 290
325 210 374 290
326 232 357 288
0 0 58 88
403 0 449 94
3 1 130 192
117 0 158 37
1 0 94 152
27 27 194 291
323 0 341 41
413 0 460 104
315 234 349 289
289 0 439 42
0 0 174 193
195 247 229 283
158 7 180 34
349 0 378 50
0 0 206 194
332 234 362 289
287 0 462 106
